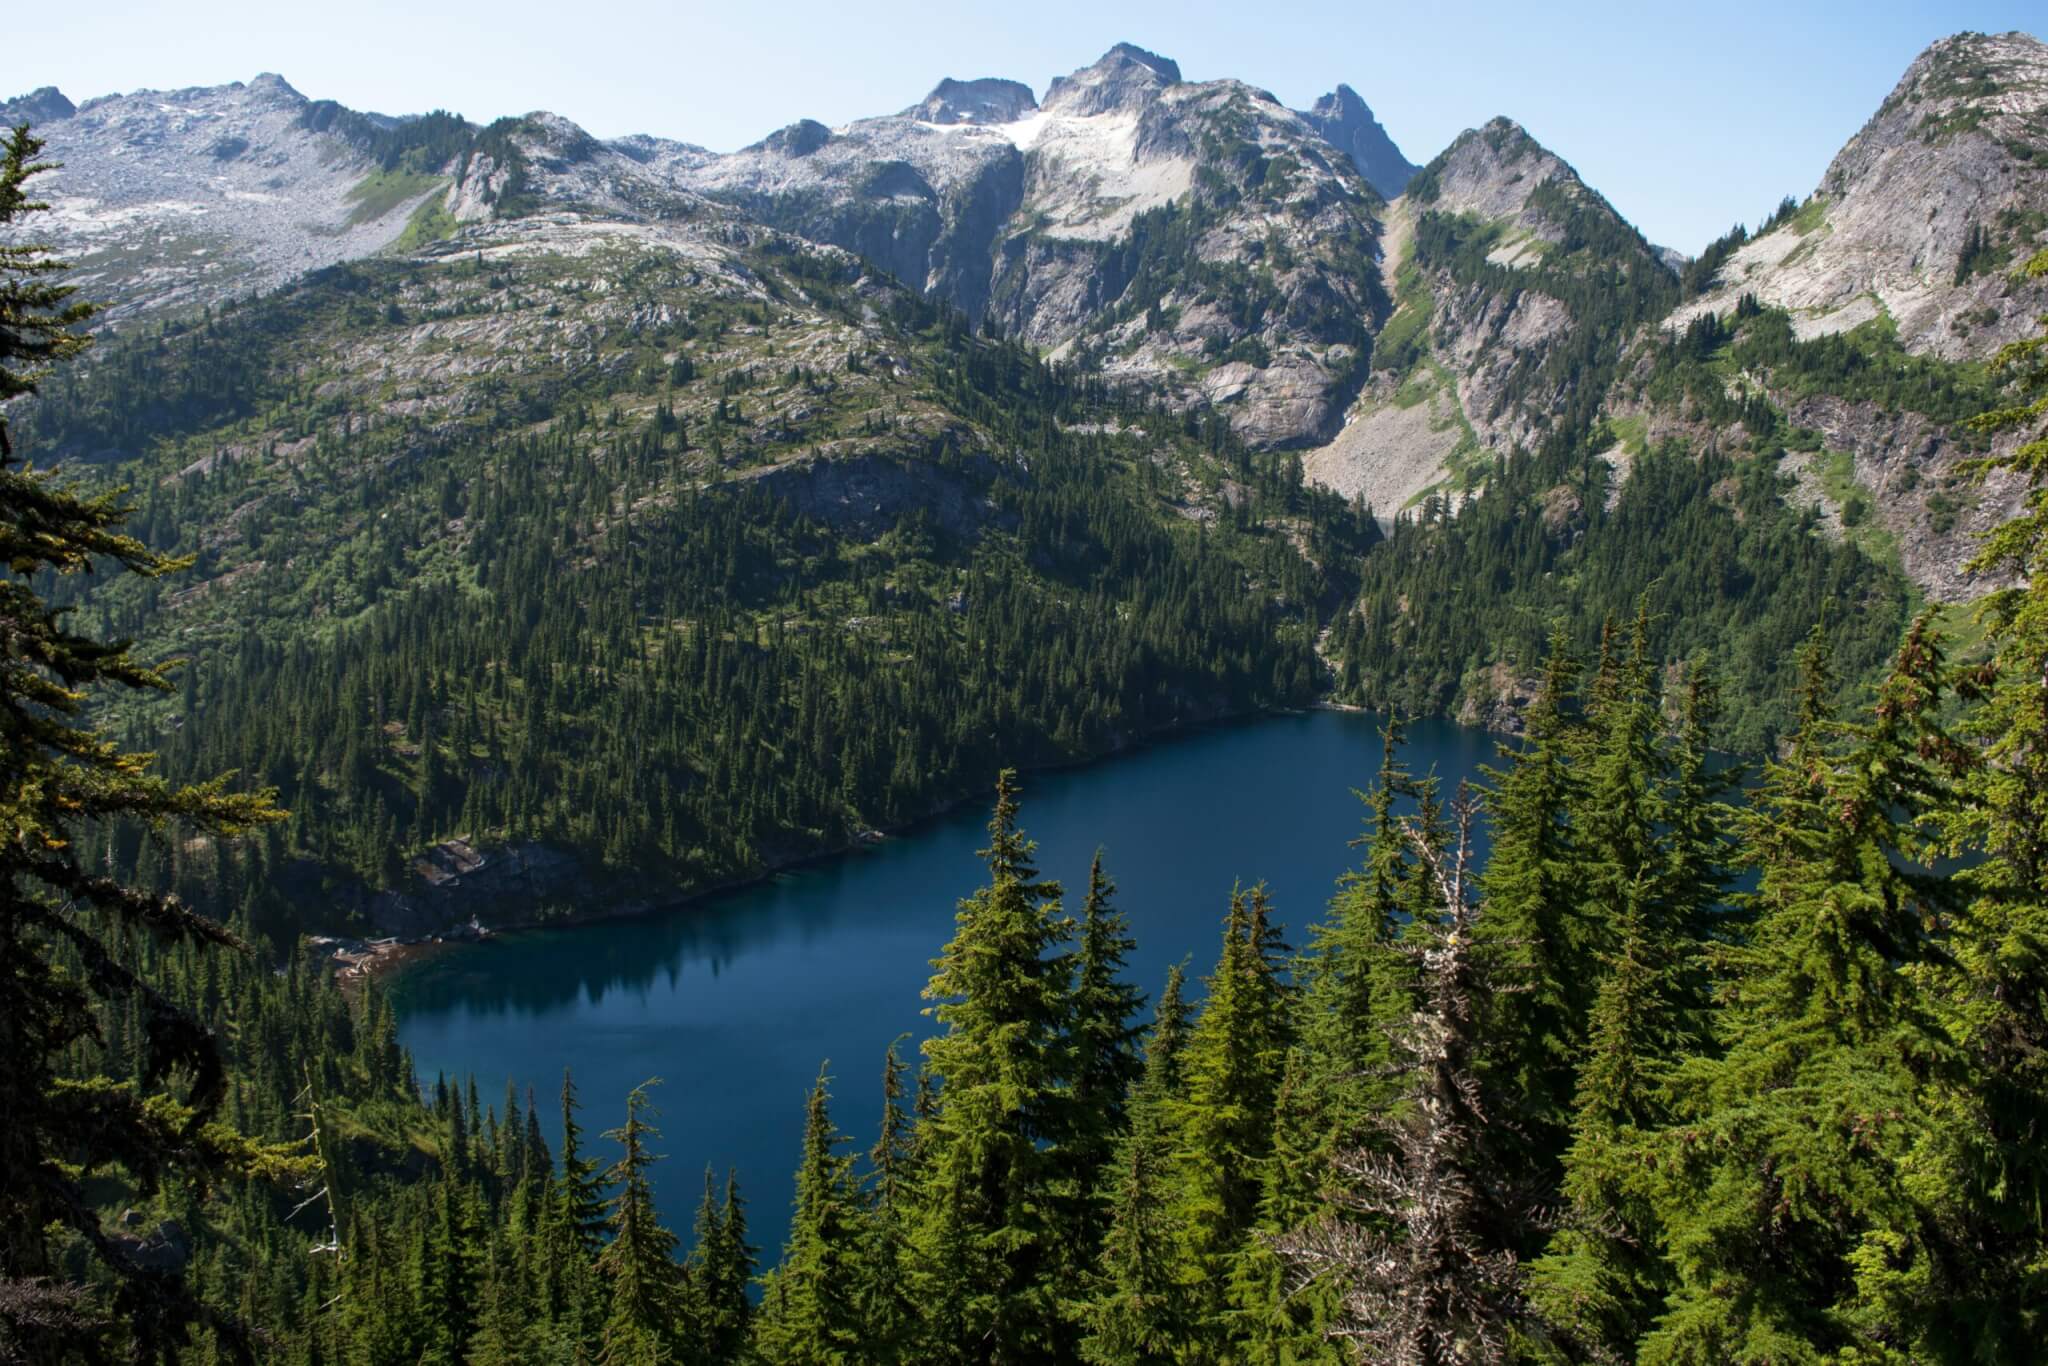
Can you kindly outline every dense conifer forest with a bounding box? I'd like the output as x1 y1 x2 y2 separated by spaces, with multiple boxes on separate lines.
7 100 2048 1365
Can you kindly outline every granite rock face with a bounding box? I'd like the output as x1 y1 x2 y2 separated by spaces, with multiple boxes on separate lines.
678 44 1391 448
2 73 440 319
0 85 75 124
905 77 1039 125
1302 116 1670 515
12 32 2044 600
1041 43 1182 116
1299 84 1418 199
1670 30 2048 357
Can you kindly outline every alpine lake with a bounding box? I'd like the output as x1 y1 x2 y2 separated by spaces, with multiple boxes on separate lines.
389 708 1494 1250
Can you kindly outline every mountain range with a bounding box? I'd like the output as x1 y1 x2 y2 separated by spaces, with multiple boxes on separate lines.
10 32 2045 603
4 30 2045 924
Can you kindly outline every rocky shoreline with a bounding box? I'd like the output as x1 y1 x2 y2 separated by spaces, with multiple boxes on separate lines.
312 697 1313 983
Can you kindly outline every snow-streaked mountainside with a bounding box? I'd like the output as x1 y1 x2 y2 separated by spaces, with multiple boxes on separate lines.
7 32 2048 600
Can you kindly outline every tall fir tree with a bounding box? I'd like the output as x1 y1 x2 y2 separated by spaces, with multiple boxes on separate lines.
908 771 1076 1364
1644 623 1958 1361
1278 788 1537 1364
1476 625 1593 1167
1081 965 1196 1366
0 122 292 1361
1526 873 1696 1361
852 1037 919 1362
1879 244 2048 1359
1060 851 1148 1267
701 1170 755 1366
596 1082 685 1366
1169 885 1294 1358
757 1067 862 1365
1295 718 1420 1148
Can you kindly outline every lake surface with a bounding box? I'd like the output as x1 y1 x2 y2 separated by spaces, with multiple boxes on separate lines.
391 708 1493 1252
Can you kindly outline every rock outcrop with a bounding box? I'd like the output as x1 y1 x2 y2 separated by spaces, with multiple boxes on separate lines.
679 44 1393 449
1304 117 1670 515
1041 43 1181 116
5 74 443 318
1 85 76 124
1670 30 2048 357
12 33 2040 601
905 77 1038 126
1299 84 1418 199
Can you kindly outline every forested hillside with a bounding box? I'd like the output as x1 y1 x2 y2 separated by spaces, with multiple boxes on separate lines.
16 208 1372 937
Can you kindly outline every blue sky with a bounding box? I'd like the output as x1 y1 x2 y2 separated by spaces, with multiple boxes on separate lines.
8 1 2040 253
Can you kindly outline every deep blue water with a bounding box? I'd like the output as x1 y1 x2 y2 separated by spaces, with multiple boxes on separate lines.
390 708 1493 1252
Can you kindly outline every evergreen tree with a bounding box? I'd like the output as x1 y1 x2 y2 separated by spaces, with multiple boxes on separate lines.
596 1083 685 1365
908 771 1076 1363
1877 244 2048 1359
1081 965 1197 1366
1169 885 1293 1357
1526 874 1694 1361
0 122 291 1361
758 1066 861 1364
1294 718 1419 1144
696 1168 755 1365
1644 623 1957 1361
1476 626 1593 1164
852 1037 919 1361
1231 1045 1343 1365
1061 851 1147 1263
1278 788 1536 1364
557 1069 610 1256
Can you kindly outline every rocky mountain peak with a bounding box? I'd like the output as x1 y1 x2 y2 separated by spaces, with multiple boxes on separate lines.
1042 43 1181 116
1298 82 1416 200
1407 116 1577 223
519 110 603 165
1828 30 2047 192
1669 28 2048 359
1 86 76 124
749 118 833 157
244 72 305 103
906 77 1038 125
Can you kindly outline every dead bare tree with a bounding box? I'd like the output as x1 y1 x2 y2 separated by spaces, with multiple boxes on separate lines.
1277 784 1539 1365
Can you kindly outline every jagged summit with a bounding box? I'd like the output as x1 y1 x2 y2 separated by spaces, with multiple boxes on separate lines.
1 86 76 123
906 77 1038 126
245 72 304 101
1409 116 1573 218
1830 30 2047 193
1670 28 2048 358
1298 83 1415 199
1042 43 1181 116
747 118 832 157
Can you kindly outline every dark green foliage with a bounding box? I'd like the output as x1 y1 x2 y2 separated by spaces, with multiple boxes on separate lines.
1278 790 1536 1364
16 249 1367 934
1475 625 1594 1166
20 101 2048 1366
1330 425 1915 751
595 1083 684 1363
756 1069 859 1364
1060 853 1148 1266
1169 885 1293 1356
1643 624 1958 1360
0 124 294 1363
906 770 1078 1363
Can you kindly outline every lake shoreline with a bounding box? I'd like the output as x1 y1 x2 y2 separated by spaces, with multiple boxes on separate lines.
388 706 1497 1243
342 701 1350 985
